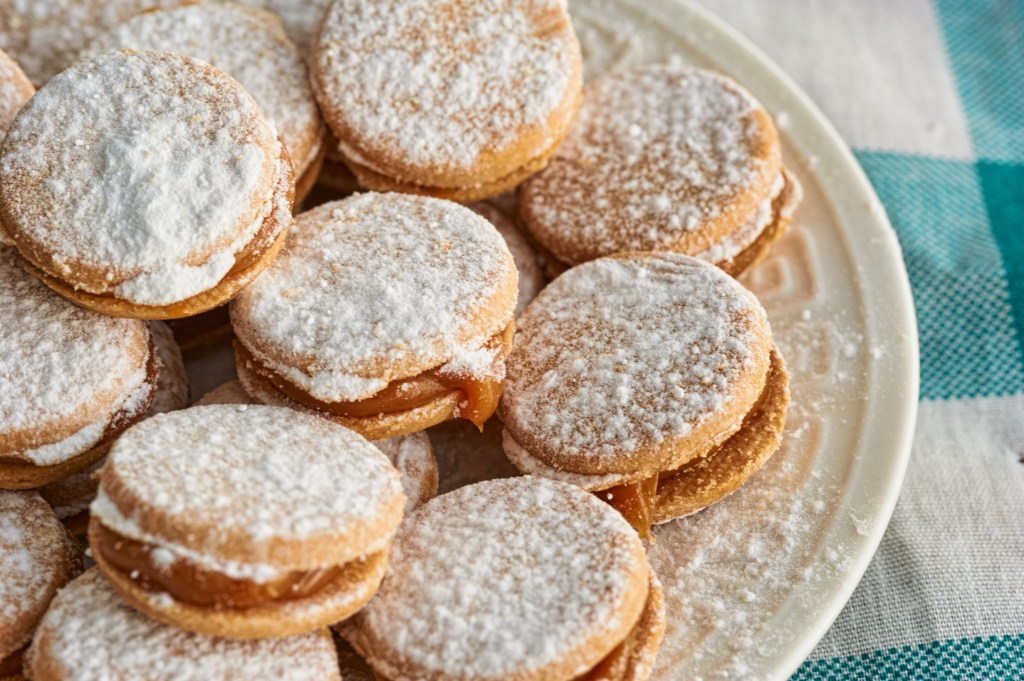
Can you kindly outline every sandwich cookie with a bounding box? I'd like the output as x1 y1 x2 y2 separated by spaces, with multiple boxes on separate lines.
470 202 545 318
519 63 802 277
0 491 81 681
0 248 157 490
311 0 582 201
82 3 325 203
341 476 665 681
0 49 31 140
231 193 518 440
0 0 190 85
25 569 341 681
88 404 405 638
36 321 187 537
0 50 294 319
500 253 790 538
199 381 439 514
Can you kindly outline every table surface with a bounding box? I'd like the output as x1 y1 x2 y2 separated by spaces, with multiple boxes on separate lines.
689 1 1024 678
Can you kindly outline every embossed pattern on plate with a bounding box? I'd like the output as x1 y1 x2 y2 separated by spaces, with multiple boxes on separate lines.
568 1 919 679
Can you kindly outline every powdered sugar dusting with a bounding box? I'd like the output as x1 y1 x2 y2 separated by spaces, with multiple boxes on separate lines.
0 491 70 659
232 193 514 402
0 48 32 138
91 405 404 573
82 4 323 174
313 0 577 173
521 62 778 263
28 569 341 681
0 0 191 84
501 253 767 471
470 201 545 317
0 247 150 456
0 50 279 305
347 476 646 680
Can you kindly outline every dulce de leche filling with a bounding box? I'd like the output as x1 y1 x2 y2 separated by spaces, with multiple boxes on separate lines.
238 322 515 430
0 645 24 677
95 523 355 609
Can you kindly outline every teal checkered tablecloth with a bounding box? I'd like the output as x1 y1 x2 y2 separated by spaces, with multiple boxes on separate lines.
696 1 1024 678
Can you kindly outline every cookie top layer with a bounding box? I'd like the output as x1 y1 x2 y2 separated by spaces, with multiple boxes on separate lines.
0 48 32 138
83 4 323 175
231 193 517 402
0 50 281 306
312 0 580 186
500 253 772 478
0 491 78 660
520 63 782 266
0 0 190 84
26 569 341 681
0 248 151 461
345 476 649 681
91 405 405 574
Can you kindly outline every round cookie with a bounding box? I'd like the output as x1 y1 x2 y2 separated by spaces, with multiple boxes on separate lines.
0 49 31 140
25 569 341 681
198 380 438 514
0 247 157 490
311 0 582 201
88 404 405 638
0 0 191 85
230 193 518 440
36 321 187 538
499 253 790 538
0 491 81 679
0 50 294 319
519 62 803 276
341 476 663 681
470 201 545 318
82 4 325 203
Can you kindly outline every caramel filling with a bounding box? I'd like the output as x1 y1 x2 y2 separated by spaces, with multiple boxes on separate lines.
97 523 350 609
239 323 514 430
0 645 24 677
599 475 660 541
575 641 627 681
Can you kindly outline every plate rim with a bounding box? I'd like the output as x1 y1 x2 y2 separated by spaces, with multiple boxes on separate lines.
629 0 921 676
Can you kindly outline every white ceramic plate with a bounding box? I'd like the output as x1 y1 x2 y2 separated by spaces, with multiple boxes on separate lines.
559 0 919 678
187 1 919 677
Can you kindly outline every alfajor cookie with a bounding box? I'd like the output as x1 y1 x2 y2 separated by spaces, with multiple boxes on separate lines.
519 62 802 277
500 253 790 538
88 404 405 638
0 0 190 85
82 3 325 203
26 569 341 681
0 491 81 680
0 49 31 141
0 247 157 490
36 321 187 537
311 0 582 201
470 201 546 318
199 380 439 514
0 50 294 319
230 193 518 440
341 476 666 681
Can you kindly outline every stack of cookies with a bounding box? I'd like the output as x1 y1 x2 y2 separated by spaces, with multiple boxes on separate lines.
0 1 801 679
